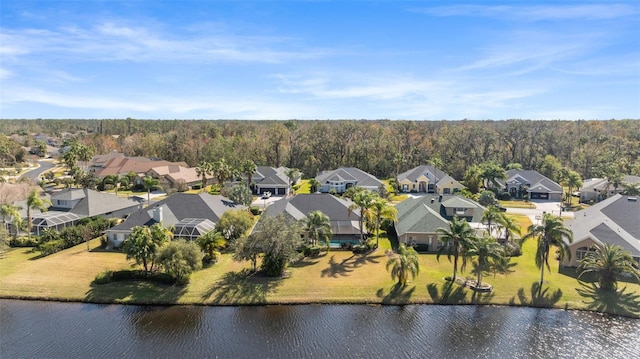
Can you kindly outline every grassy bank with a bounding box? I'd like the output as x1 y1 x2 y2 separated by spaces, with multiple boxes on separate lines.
1 232 639 318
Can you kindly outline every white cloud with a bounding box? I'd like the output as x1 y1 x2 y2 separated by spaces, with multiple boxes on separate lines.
417 4 638 21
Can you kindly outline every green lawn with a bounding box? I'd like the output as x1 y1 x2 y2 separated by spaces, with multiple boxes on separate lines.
499 200 537 209
2 226 639 317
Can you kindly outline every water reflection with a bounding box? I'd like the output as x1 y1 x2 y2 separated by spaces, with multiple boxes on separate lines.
1 300 638 358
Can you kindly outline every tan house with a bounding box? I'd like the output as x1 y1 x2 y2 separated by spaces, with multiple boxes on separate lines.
579 175 640 203
147 165 201 191
397 165 464 194
562 194 639 267
90 152 188 181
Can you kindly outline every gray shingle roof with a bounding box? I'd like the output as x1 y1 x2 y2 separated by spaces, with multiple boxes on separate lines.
502 170 562 193
111 193 244 231
566 194 640 257
316 167 383 188
260 193 362 235
397 165 447 183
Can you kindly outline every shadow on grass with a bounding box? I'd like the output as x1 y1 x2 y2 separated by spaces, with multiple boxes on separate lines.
85 281 186 305
576 282 640 318
376 282 416 304
510 282 563 307
200 270 282 304
289 256 321 268
320 252 384 278
560 266 640 286
426 281 468 304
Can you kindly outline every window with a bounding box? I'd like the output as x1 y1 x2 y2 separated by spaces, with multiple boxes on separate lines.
576 246 592 261
57 200 67 206
455 208 466 215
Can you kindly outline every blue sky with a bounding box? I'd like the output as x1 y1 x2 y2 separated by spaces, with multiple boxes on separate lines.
1 1 638 120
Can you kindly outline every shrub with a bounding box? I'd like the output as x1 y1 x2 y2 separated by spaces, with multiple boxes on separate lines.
94 271 113 284
108 270 177 285
10 236 39 247
249 206 261 215
302 244 323 257
499 192 511 201
504 242 522 257
38 239 65 256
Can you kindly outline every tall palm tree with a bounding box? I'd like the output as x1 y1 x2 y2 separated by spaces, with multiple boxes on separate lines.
386 244 420 286
286 168 301 195
142 176 160 204
370 197 397 248
496 214 521 244
26 189 51 240
436 216 477 281
521 213 573 292
347 189 375 243
1 203 22 231
240 160 257 190
479 161 507 190
196 161 212 192
481 205 504 236
212 158 232 188
308 178 321 193
467 235 505 288
578 243 640 291
304 210 332 250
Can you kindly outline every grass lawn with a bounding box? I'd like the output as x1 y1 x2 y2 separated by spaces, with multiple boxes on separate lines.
499 200 537 209
2 227 639 317
295 179 311 194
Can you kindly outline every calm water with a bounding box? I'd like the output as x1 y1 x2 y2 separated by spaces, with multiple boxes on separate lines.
1 299 638 358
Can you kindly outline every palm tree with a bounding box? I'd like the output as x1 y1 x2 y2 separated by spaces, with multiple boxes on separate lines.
212 158 232 188
578 243 640 291
482 205 504 236
26 189 51 240
195 161 212 192
198 230 227 262
347 189 375 243
240 160 257 190
142 176 160 204
370 197 397 248
304 210 332 250
308 178 321 193
436 216 477 281
496 214 521 244
521 213 573 292
286 168 301 195
467 235 505 288
386 244 420 286
479 161 507 190
561 169 583 206
1 203 22 231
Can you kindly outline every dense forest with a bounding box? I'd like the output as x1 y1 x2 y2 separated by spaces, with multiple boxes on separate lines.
1 119 638 180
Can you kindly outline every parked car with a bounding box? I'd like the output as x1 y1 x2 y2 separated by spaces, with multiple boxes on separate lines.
261 191 271 199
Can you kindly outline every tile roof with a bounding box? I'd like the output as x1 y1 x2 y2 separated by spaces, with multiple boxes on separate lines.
397 165 447 183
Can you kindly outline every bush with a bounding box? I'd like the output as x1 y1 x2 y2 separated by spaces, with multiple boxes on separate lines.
302 244 323 257
499 192 511 201
352 244 370 254
249 206 261 215
94 271 113 284
10 236 39 247
104 270 177 285
38 239 65 256
478 190 497 207
504 242 522 257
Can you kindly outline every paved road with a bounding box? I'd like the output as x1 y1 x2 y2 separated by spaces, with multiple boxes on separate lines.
18 160 56 181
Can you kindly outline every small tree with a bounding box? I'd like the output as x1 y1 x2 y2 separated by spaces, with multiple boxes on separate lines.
304 210 332 249
253 214 303 277
122 223 172 272
233 235 263 272
386 244 420 286
157 240 202 284
226 183 253 207
578 244 640 291
198 230 226 263
467 235 505 288
436 216 476 281
216 209 253 243
26 189 51 240
142 176 160 204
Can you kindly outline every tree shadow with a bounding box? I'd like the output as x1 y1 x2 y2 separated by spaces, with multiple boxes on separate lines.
85 281 186 305
320 255 353 278
426 281 468 304
376 282 416 304
289 257 320 268
320 252 384 278
200 270 282 304
510 282 563 307
576 282 640 318
470 288 495 304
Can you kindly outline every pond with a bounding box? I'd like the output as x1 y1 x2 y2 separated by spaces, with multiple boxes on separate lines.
1 300 638 358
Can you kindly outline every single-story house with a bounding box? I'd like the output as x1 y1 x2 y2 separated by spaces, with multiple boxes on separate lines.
397 165 465 194
16 188 140 235
106 193 245 248
562 194 639 267
579 175 640 203
90 151 188 185
257 193 365 247
395 194 486 252
147 165 201 191
498 170 563 201
252 166 296 196
316 167 384 194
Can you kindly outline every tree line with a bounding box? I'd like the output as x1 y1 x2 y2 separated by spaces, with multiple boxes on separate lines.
2 119 638 180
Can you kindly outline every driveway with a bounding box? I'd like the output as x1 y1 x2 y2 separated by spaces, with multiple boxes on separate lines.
18 159 56 182
506 200 573 225
252 195 285 209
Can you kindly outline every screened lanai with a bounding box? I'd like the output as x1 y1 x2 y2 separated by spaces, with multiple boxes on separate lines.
173 218 216 241
31 212 82 235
